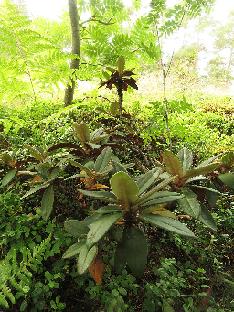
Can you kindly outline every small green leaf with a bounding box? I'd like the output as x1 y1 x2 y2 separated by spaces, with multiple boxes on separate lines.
70 160 93 176
48 167 60 180
218 173 234 189
117 56 125 75
142 214 195 237
162 150 183 178
102 70 111 80
94 147 113 173
87 212 122 245
162 300 175 312
114 227 148 277
177 147 193 172
78 244 98 274
178 188 201 218
96 205 121 214
62 242 85 259
1 169 17 187
111 172 139 208
110 101 119 115
64 220 89 237
41 185 54 220
73 123 90 144
198 205 217 231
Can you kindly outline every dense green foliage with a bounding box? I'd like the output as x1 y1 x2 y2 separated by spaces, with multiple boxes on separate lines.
0 0 233 311
0 95 233 311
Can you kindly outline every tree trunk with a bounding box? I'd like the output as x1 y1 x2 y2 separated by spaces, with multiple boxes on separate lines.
64 0 80 106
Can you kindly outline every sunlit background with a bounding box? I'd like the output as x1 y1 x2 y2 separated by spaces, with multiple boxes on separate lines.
10 0 234 23
3 0 234 94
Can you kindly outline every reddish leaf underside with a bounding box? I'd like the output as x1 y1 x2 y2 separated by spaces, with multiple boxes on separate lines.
88 255 105 285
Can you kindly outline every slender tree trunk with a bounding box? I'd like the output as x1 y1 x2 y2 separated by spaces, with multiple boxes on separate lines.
64 0 80 106
117 85 123 117
226 47 233 84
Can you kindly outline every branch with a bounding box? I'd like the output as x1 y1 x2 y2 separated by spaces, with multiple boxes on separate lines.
80 62 103 67
77 95 112 103
80 16 115 26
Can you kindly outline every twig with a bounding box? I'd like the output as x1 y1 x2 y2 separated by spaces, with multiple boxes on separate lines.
80 16 115 26
155 7 188 150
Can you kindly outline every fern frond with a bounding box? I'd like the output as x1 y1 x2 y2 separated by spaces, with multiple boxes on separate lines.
0 235 52 308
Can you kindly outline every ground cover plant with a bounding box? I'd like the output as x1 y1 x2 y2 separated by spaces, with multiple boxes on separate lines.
0 0 234 311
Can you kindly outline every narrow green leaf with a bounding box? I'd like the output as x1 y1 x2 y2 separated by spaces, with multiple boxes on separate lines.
106 66 116 73
78 244 98 274
78 189 116 201
25 145 45 162
0 152 14 165
87 212 122 245
114 227 148 277
177 147 193 172
221 151 234 168
142 207 177 219
198 154 221 167
140 191 183 207
162 150 183 178
142 214 195 237
64 220 89 237
112 160 128 173
90 128 108 143
198 205 217 231
136 168 162 195
65 173 86 180
94 147 113 173
110 101 119 115
1 169 17 187
21 183 49 199
48 167 60 180
218 173 234 189
70 160 93 176
191 185 220 195
96 205 121 214
41 185 54 220
87 142 101 149
191 185 220 208
62 242 85 259
178 188 201 218
185 163 219 180
111 172 139 208
136 176 176 204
